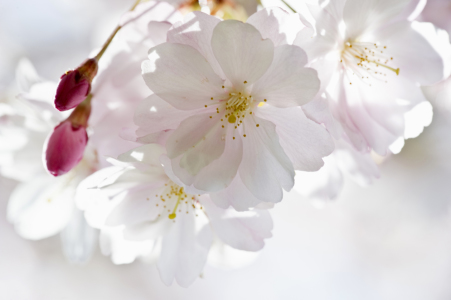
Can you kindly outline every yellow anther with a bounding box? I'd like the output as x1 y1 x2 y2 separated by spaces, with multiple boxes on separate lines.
228 114 236 123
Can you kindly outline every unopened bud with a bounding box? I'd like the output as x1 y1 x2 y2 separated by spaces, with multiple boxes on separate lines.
45 95 92 176
54 58 98 111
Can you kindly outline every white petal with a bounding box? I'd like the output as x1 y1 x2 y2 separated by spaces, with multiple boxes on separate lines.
106 185 165 227
202 197 273 251
192 124 243 192
302 93 342 140
211 20 274 89
167 11 226 79
179 118 226 176
239 116 295 203
371 21 447 85
252 45 320 107
167 112 226 175
142 43 226 110
247 7 304 47
157 212 212 287
7 176 74 240
257 105 334 171
135 95 205 137
293 4 342 61
210 173 261 211
343 0 411 39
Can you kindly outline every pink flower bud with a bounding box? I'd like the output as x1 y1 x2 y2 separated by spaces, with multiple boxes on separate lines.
55 58 98 111
45 95 92 176
45 121 88 176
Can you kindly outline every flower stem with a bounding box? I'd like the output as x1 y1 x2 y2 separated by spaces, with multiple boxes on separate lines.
95 0 142 61
281 0 296 13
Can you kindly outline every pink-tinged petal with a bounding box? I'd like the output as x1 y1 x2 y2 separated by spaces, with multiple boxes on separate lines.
161 154 196 189
179 118 226 176
343 83 404 155
167 11 226 79
156 212 212 287
211 20 274 89
192 124 243 192
7 177 75 240
45 120 88 177
394 0 427 22
106 185 165 227
117 144 166 167
302 93 342 140
343 0 411 39
210 173 262 211
247 7 304 47
293 4 342 61
372 21 448 85
55 59 98 111
239 116 294 203
166 112 225 175
340 71 427 155
124 218 171 241
257 105 334 171
75 166 123 228
253 45 320 107
142 43 226 110
202 197 273 251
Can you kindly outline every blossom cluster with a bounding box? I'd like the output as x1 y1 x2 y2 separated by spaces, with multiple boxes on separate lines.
1 0 450 287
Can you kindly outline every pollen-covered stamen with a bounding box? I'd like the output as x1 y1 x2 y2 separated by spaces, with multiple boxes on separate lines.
224 89 255 125
341 41 399 85
153 181 202 221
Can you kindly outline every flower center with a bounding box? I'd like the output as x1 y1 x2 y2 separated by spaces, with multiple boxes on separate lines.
341 41 399 86
225 90 255 124
153 181 203 220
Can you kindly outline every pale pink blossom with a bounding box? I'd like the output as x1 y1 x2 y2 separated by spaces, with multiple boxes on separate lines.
295 0 450 155
292 0 450 202
77 144 273 287
138 9 334 210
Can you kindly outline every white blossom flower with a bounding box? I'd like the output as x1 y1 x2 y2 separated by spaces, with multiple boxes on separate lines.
138 9 334 211
77 144 273 287
296 0 450 155
292 0 451 202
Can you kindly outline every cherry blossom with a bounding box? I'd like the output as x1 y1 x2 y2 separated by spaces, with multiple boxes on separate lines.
138 9 334 210
77 143 273 287
295 0 450 155
292 0 451 202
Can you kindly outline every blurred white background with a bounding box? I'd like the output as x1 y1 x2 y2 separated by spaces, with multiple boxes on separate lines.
1 0 451 299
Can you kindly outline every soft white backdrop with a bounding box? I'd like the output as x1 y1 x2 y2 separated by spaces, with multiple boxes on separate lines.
1 0 451 299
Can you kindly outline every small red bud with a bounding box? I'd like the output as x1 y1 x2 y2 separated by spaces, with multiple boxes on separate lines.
45 96 92 176
54 58 98 111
